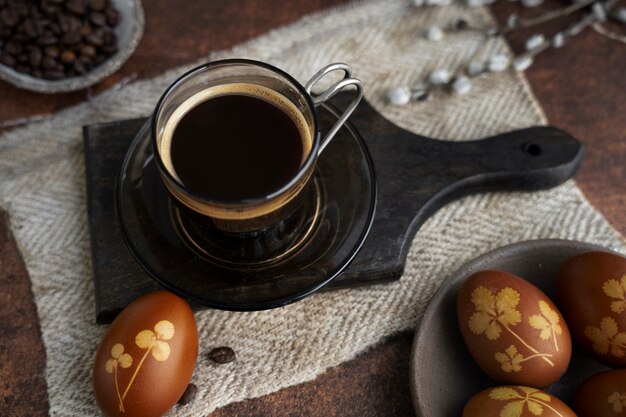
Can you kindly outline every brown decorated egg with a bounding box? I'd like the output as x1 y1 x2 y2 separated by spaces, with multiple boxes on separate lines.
572 370 626 417
556 251 626 368
457 270 571 387
93 291 198 417
462 386 576 417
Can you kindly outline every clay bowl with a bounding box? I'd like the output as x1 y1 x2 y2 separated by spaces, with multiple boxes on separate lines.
409 239 619 417
0 0 144 93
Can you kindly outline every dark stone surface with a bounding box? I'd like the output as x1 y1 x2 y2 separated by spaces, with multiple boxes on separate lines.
0 210 49 417
491 0 626 240
1 0 625 416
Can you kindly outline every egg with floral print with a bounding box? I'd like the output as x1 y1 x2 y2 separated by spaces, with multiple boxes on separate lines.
572 370 626 417
555 251 626 368
462 386 575 417
457 270 571 387
93 291 198 417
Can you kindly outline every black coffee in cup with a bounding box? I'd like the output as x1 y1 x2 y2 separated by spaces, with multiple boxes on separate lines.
160 83 313 202
152 60 362 265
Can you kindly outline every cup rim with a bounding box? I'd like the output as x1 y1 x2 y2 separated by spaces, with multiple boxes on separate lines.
150 58 321 208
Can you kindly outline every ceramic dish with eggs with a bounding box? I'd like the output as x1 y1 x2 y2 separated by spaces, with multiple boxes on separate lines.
409 239 626 417
0 0 144 93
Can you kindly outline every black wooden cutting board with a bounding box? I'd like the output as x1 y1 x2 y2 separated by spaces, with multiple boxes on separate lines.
84 95 582 323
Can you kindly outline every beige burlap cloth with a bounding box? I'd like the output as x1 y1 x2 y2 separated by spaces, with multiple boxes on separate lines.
1 0 624 415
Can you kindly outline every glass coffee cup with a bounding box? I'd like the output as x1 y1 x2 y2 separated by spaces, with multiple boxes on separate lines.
151 59 363 267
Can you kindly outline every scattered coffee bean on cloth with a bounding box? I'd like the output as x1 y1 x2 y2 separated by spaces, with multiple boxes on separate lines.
177 383 198 406
208 346 236 364
0 0 121 80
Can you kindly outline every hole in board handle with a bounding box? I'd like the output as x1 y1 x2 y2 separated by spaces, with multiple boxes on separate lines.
521 143 542 156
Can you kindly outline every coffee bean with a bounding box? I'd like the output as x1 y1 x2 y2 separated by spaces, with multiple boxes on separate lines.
35 19 49 32
9 3 27 19
37 35 58 46
0 9 18 28
208 347 236 364
44 45 60 57
16 53 27 63
79 25 92 36
49 22 61 35
15 64 30 73
89 12 105 26
104 6 118 26
66 0 87 15
5 40 22 55
69 16 83 32
177 383 198 405
31 69 42 78
73 58 86 74
100 44 116 55
79 44 95 58
85 32 103 46
29 47 42 67
11 33 29 42
40 4 59 16
0 53 16 67
57 15 70 33
41 55 56 69
61 31 81 45
102 30 115 46
93 54 105 65
60 49 75 64
28 8 42 21
78 55 92 69
23 19 40 38
88 0 106 12
43 69 64 79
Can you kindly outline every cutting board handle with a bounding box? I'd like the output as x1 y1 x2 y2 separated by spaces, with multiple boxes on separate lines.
438 126 583 194
336 96 584 286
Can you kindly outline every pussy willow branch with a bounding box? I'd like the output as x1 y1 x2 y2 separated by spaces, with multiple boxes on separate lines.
594 21 626 43
500 0 598 35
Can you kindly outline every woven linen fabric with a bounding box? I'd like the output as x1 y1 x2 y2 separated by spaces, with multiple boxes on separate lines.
1 0 624 415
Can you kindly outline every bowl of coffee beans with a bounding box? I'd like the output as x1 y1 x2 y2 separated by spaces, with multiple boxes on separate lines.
0 0 144 93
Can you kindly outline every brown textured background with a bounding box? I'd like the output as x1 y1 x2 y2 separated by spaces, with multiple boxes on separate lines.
0 0 624 416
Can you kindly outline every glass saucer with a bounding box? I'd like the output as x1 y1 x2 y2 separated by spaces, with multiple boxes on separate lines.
117 103 376 310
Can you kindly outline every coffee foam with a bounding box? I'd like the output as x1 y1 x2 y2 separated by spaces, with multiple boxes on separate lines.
159 83 313 181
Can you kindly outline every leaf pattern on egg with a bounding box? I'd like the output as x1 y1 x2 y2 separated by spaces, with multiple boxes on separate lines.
135 320 175 362
468 286 555 371
105 343 133 373
469 286 522 340
488 386 566 417
105 320 176 413
529 301 563 351
608 391 626 413
495 345 524 372
585 317 626 358
603 274 626 314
